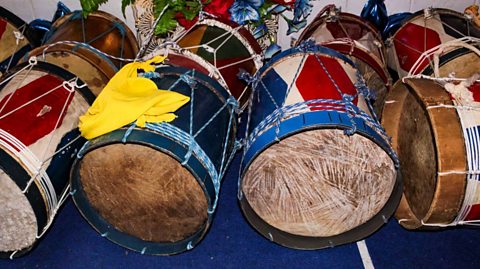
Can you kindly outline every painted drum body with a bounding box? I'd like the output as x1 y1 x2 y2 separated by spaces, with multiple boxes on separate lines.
71 66 237 255
239 44 401 249
177 18 262 107
386 8 480 79
297 8 390 117
0 62 94 258
44 10 139 69
383 78 480 229
0 7 33 73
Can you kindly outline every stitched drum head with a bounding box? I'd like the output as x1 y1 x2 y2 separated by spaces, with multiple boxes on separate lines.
242 129 396 237
0 172 36 252
78 143 208 243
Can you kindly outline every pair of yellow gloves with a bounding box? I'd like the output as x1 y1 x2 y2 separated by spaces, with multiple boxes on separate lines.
79 56 190 140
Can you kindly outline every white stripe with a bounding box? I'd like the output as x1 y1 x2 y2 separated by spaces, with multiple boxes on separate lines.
357 240 375 269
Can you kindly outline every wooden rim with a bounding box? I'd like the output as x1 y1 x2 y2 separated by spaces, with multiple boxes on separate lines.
382 79 467 229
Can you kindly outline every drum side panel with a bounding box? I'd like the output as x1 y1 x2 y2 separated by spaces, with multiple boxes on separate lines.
0 171 37 252
79 144 208 243
242 129 396 237
0 19 30 63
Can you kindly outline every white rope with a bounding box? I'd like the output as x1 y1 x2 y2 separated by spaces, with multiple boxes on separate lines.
0 67 84 239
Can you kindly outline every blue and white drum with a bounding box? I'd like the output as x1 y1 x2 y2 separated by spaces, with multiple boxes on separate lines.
239 43 402 249
70 66 238 255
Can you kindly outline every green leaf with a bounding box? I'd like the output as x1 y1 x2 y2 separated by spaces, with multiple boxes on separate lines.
154 9 178 35
121 0 135 17
80 0 109 17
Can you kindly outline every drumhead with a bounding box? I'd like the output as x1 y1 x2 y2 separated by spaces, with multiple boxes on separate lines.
0 171 37 252
78 143 208 243
242 129 396 237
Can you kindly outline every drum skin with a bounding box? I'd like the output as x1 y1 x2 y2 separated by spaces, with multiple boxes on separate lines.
0 7 33 73
0 62 94 258
70 66 237 255
386 8 480 79
44 10 139 69
177 18 262 107
296 9 390 117
239 44 401 249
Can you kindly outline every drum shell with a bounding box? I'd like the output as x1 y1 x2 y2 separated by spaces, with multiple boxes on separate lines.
0 62 94 258
0 7 33 73
70 66 237 255
44 10 139 69
296 11 390 117
239 45 401 249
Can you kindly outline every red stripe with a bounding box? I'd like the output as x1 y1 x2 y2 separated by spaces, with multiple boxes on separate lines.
394 23 441 74
295 55 357 111
465 204 480 221
0 18 7 40
0 74 74 146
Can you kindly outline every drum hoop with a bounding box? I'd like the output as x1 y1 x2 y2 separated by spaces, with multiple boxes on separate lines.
28 43 118 80
385 79 468 228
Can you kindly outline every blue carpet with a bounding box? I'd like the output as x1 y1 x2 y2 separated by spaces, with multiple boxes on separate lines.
2 153 480 268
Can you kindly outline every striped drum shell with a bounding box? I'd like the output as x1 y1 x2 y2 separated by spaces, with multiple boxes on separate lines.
239 44 401 249
0 62 94 258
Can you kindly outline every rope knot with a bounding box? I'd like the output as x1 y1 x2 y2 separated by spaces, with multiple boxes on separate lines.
180 73 197 89
13 31 24 45
298 39 316 52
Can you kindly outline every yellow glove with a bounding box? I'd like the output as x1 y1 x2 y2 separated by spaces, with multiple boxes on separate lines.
79 56 190 140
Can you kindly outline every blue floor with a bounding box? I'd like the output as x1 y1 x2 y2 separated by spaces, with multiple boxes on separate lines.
2 154 480 269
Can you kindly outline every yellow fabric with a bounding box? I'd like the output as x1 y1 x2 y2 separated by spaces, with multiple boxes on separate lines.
79 55 190 140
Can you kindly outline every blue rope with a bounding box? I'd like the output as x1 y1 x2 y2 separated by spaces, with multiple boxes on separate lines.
122 123 136 143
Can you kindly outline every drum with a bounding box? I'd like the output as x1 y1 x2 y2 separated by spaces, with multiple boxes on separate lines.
239 43 402 249
43 10 139 69
0 60 94 258
382 41 480 229
70 66 237 255
386 8 480 80
176 18 262 108
296 5 390 117
0 7 33 74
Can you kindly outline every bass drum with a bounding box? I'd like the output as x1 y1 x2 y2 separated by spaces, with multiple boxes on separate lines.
0 61 94 258
71 66 237 255
296 5 390 117
239 44 401 249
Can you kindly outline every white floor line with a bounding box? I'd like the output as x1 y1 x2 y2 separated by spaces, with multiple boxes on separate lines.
357 240 375 269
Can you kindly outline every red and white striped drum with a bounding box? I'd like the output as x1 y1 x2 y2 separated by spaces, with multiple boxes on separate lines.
296 5 390 117
0 60 94 258
386 8 480 79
